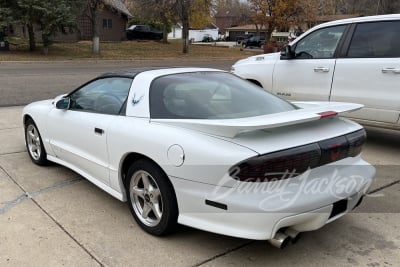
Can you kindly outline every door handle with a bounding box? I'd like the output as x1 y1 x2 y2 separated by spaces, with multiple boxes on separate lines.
382 68 400 74
94 128 104 135
314 67 330 73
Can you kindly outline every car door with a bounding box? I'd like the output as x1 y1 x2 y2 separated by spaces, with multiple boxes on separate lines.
331 21 400 124
47 77 132 185
272 25 348 101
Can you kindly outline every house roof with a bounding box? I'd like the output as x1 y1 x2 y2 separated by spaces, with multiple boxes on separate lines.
104 0 132 18
226 24 265 31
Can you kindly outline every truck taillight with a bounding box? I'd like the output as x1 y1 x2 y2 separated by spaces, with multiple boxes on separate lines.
230 129 366 182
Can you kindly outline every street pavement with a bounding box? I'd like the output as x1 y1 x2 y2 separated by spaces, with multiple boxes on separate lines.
0 61 399 266
0 60 237 107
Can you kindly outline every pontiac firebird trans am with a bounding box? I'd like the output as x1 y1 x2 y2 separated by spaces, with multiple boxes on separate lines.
23 68 375 248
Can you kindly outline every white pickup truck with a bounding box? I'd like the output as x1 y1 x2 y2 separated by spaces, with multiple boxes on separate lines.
232 14 400 130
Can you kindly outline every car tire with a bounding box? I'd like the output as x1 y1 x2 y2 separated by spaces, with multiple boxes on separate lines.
25 118 48 165
127 159 178 236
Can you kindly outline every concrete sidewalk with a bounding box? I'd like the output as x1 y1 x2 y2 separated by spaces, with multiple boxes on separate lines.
0 106 399 266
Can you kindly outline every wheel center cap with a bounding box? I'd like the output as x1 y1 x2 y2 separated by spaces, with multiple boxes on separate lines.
144 194 151 203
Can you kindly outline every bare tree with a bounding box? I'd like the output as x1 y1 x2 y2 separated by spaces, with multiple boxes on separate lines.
176 0 191 53
248 0 309 46
86 0 101 54
176 0 212 53
131 0 212 53
317 0 400 15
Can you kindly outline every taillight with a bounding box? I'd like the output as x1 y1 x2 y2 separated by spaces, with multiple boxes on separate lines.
346 129 366 157
319 136 349 165
230 129 366 182
231 144 320 182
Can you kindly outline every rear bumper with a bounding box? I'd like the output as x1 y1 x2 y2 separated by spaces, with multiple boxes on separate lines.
171 157 375 240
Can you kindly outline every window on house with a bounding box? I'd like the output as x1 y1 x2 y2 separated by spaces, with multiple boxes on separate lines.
102 19 112 29
277 37 288 43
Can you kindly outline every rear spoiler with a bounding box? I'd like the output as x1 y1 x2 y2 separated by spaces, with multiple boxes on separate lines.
151 102 363 138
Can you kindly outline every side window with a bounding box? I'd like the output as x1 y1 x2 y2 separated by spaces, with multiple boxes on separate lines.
294 25 346 59
102 19 112 29
347 21 400 58
69 77 132 115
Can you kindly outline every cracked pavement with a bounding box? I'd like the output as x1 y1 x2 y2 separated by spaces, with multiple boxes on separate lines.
0 61 399 266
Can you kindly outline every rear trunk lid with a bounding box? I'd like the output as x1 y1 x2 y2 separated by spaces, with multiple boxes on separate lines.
151 102 363 154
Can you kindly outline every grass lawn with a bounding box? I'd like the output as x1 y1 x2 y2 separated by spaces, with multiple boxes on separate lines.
0 39 260 61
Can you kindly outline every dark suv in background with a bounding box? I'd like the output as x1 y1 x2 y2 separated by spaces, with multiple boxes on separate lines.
126 25 163 40
243 36 265 49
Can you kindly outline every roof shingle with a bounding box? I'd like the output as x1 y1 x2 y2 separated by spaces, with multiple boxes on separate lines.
104 0 132 18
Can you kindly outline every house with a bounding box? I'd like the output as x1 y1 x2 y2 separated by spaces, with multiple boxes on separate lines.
11 0 132 42
57 0 132 41
225 24 268 42
168 24 183 40
214 9 252 36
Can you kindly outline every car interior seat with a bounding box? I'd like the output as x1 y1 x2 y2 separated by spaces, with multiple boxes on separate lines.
182 89 213 118
93 94 123 115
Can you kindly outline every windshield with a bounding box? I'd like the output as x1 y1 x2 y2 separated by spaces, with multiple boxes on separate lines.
150 72 296 119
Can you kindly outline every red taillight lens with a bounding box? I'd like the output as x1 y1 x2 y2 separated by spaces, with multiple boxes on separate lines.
318 111 338 119
319 136 349 165
230 129 366 182
231 144 320 182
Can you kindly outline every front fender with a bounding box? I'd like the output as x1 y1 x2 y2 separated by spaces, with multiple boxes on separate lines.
23 100 55 155
232 53 280 92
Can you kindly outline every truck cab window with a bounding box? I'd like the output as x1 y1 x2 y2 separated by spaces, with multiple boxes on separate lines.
294 25 346 59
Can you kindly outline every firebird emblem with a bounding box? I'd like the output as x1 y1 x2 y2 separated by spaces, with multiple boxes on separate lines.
132 93 144 106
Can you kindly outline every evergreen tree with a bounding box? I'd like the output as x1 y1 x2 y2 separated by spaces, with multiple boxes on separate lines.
1 0 81 52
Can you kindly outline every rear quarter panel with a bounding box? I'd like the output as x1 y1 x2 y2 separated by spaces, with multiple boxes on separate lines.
106 116 257 188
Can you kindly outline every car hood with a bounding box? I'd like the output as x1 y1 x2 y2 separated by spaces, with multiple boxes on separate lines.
24 99 53 111
233 52 280 67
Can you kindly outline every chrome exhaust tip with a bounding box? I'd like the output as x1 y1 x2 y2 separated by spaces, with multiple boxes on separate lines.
269 232 291 249
284 228 302 244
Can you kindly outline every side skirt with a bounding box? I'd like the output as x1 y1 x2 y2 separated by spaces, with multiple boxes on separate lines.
47 155 125 202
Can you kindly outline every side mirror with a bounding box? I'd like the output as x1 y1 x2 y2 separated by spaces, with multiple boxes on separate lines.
280 45 294 60
56 98 70 110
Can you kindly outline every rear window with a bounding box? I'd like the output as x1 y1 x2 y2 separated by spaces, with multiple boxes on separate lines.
150 72 296 119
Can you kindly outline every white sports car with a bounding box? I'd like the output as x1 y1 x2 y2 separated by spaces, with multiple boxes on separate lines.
23 68 375 248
